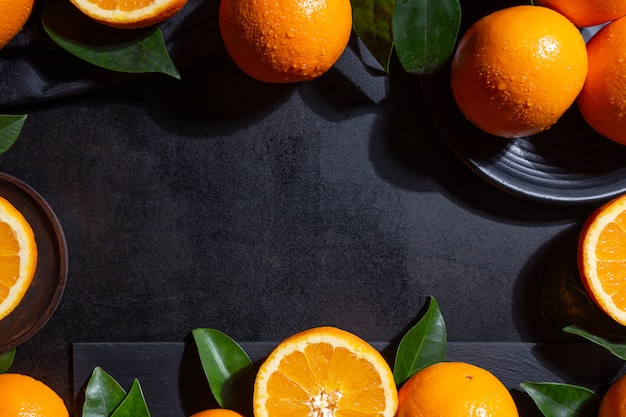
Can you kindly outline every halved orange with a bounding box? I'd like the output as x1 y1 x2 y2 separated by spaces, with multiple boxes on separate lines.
578 194 626 325
69 0 188 29
0 196 37 321
253 326 398 417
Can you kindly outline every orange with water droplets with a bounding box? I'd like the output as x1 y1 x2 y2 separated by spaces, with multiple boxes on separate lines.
219 0 352 83
450 5 588 138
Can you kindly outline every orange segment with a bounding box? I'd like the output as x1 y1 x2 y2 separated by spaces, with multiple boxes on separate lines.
0 196 37 321
578 194 626 325
253 327 398 417
69 0 188 29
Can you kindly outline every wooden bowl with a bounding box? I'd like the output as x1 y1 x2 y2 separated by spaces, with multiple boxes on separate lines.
0 172 68 353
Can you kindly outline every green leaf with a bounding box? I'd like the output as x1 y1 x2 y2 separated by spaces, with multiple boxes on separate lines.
0 115 27 155
110 379 151 417
0 348 16 373
564 325 626 360
520 382 600 417
541 257 597 331
392 0 461 75
41 0 180 79
393 296 446 386
352 0 396 72
82 367 127 417
192 328 255 411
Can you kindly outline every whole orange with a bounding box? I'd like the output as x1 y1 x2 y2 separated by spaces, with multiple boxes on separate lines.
218 0 352 83
577 16 626 146
535 0 626 28
190 409 245 417
599 373 626 417
450 5 588 138
0 0 34 49
397 362 518 417
0 373 69 417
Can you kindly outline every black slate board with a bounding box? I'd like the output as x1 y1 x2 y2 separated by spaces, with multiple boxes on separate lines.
72 341 626 417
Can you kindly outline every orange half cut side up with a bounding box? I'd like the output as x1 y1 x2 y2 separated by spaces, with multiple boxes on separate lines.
579 194 626 325
253 326 398 417
0 196 37 321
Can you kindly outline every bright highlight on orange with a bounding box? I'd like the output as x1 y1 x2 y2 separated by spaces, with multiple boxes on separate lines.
450 5 588 138
218 0 352 83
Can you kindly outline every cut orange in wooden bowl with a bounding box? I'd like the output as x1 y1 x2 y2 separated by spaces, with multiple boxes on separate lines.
579 193 626 325
69 0 188 29
0 196 37 321
253 326 398 417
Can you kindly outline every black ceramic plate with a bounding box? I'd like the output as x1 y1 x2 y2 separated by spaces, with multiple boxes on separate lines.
420 12 626 205
421 67 626 205
0 172 68 353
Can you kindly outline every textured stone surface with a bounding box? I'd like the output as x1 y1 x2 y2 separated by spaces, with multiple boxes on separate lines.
0 0 599 410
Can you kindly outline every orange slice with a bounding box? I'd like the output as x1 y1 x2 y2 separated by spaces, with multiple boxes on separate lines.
578 194 626 325
253 326 398 417
0 196 37 321
69 0 188 29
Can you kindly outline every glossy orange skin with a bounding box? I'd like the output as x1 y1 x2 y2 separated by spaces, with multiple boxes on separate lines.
536 0 626 28
0 373 69 417
578 16 626 146
398 362 518 417
219 0 352 83
0 0 34 49
451 5 588 138
600 373 626 417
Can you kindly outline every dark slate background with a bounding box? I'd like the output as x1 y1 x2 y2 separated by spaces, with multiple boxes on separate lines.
0 0 605 414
